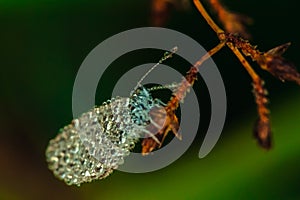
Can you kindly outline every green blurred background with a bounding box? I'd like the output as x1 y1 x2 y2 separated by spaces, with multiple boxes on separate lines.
1 0 299 199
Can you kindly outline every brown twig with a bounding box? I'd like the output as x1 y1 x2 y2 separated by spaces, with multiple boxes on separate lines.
142 42 225 154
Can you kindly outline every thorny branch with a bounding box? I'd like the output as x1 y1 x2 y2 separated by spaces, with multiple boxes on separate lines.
142 0 300 154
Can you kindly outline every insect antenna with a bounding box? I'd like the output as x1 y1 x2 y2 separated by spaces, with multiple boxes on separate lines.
132 46 178 94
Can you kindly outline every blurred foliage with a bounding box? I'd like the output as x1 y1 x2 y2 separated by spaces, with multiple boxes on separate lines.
0 0 299 199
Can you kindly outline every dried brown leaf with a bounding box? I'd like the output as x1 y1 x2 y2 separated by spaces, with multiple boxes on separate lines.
253 118 272 149
252 79 272 149
258 43 300 85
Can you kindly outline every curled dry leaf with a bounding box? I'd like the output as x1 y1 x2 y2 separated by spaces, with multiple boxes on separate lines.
252 79 272 149
258 43 300 85
253 118 272 149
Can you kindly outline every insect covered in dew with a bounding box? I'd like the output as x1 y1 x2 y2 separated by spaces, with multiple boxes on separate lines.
45 47 181 186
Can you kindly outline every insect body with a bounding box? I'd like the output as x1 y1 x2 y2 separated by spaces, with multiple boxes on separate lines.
46 88 167 185
46 49 177 186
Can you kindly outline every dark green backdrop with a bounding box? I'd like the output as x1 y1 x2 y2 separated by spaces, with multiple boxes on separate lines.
1 0 299 199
